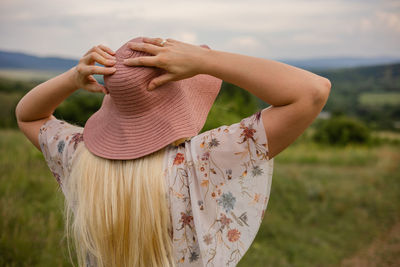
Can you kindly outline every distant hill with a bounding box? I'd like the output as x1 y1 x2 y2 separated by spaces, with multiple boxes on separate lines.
1 49 400 72
0 50 78 71
0 55 399 130
278 57 400 71
315 63 400 130
315 62 400 86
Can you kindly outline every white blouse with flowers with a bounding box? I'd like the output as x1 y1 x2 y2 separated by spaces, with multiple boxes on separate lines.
39 110 274 266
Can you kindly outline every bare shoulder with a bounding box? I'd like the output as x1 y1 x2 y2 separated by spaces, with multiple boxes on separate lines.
261 94 329 159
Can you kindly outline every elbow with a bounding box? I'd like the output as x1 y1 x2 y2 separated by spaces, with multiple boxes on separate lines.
321 77 332 94
14 102 24 131
15 98 25 123
15 101 21 123
312 77 331 106
15 99 27 124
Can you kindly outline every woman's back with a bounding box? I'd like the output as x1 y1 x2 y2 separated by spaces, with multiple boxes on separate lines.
39 109 273 266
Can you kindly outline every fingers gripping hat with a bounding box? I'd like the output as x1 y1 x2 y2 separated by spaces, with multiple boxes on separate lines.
83 37 222 160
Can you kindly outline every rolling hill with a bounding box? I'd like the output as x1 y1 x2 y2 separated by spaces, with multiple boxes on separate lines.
0 50 399 130
1 49 400 72
0 50 78 71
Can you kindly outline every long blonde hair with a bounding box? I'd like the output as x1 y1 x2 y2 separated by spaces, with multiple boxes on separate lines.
64 143 175 267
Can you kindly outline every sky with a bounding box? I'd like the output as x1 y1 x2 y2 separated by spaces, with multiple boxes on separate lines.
0 0 399 60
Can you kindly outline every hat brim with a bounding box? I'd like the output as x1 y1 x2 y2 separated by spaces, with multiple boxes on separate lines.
83 74 222 160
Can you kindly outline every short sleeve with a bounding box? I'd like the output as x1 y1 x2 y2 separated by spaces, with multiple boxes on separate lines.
184 110 274 266
38 118 84 193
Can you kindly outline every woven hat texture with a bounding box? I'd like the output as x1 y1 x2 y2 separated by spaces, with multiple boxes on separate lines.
83 37 222 160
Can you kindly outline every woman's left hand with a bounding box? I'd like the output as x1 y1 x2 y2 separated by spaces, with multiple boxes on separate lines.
71 44 117 94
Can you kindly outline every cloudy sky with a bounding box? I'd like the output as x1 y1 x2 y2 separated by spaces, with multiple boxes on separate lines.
1 0 399 60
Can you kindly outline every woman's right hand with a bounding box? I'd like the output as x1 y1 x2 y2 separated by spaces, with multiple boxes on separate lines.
122 37 211 91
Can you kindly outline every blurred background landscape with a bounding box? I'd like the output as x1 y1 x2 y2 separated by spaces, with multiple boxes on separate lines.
1 50 399 267
1 0 399 266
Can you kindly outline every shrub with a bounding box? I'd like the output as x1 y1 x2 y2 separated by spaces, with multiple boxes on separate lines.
312 115 370 145
53 90 104 127
0 92 22 128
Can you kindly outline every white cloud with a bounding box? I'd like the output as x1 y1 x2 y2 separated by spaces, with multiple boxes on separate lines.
0 0 399 59
225 36 262 51
290 33 340 45
376 11 400 32
171 32 198 44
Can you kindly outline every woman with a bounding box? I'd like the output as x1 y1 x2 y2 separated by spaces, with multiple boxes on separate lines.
15 36 331 267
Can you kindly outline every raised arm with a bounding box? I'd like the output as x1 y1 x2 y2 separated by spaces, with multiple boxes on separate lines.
15 45 117 150
123 37 331 159
201 49 331 159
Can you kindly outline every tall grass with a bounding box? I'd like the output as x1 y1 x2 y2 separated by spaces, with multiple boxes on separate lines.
239 138 400 266
0 130 73 266
0 129 399 266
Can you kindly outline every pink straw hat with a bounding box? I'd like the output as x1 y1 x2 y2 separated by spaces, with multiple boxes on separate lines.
83 37 222 160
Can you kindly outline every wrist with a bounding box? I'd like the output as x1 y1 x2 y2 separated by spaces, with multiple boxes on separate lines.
66 67 80 92
196 48 220 76
195 47 215 75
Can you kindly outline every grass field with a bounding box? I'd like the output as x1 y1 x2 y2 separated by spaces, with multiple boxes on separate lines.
0 129 399 266
358 92 400 107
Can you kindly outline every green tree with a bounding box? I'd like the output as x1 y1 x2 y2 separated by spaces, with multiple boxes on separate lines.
312 115 370 146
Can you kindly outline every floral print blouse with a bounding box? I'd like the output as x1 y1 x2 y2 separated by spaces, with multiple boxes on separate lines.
38 110 274 267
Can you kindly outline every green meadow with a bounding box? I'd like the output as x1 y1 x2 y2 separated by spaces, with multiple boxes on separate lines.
358 92 400 107
1 127 399 266
1 64 400 266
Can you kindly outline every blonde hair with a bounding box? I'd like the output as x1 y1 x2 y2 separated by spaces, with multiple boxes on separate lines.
64 143 175 267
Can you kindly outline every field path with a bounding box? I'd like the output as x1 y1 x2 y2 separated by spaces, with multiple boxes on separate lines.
341 219 400 267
